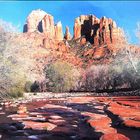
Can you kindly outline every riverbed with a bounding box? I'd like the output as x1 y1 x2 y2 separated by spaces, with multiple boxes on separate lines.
0 95 140 140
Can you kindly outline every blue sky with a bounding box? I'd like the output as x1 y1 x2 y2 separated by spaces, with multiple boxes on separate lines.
0 1 140 44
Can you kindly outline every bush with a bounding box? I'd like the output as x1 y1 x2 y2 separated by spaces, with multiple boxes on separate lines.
7 81 25 98
107 63 130 90
24 81 33 92
44 60 80 92
84 65 110 91
8 87 24 98
107 52 140 90
84 55 140 92
30 81 40 92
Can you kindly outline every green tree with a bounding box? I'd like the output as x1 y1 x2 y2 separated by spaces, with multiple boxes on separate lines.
44 60 80 92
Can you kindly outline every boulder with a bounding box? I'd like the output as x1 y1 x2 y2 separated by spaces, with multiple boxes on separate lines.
93 46 109 60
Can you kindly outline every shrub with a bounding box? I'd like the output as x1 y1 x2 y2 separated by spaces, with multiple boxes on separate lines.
0 19 39 98
8 87 24 98
7 80 25 98
84 52 140 92
30 81 40 92
84 65 110 91
108 51 140 90
24 81 33 92
44 60 80 92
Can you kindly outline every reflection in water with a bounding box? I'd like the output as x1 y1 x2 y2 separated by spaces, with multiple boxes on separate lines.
0 96 140 140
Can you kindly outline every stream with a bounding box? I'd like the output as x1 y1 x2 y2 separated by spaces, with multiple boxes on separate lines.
0 96 140 140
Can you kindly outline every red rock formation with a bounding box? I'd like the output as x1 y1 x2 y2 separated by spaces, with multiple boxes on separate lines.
80 37 87 46
64 26 71 40
25 10 126 45
23 121 57 130
17 105 28 115
57 42 69 53
23 9 134 68
24 9 63 41
55 21 63 41
100 133 130 140
93 46 109 60
26 9 47 32
74 17 81 39
73 15 126 45
43 38 55 49
42 14 55 38
107 101 140 129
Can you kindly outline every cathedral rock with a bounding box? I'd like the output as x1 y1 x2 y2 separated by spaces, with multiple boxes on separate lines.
23 9 126 45
23 9 63 40
73 15 126 45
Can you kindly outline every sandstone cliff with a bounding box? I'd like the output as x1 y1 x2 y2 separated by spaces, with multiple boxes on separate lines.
64 26 71 40
73 15 126 45
24 9 63 41
22 9 131 68
55 21 63 41
23 9 126 46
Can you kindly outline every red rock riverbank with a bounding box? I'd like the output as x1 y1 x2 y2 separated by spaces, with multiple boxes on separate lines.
0 96 140 140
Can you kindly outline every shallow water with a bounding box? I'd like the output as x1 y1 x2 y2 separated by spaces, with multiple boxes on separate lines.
0 96 140 140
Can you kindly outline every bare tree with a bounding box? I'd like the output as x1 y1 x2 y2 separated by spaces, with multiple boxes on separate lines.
136 22 140 43
124 29 138 72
